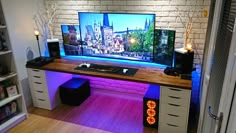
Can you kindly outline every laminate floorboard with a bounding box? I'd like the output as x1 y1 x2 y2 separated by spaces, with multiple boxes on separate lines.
26 93 158 133
7 114 110 133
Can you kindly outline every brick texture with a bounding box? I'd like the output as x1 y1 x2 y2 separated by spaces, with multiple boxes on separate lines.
45 0 210 93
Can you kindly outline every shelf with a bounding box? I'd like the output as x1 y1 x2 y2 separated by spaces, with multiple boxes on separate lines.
0 72 17 82
0 94 22 107
0 25 6 29
0 2 27 132
0 113 26 132
0 50 12 55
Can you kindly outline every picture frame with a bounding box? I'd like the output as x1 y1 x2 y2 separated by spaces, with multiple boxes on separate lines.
6 85 18 97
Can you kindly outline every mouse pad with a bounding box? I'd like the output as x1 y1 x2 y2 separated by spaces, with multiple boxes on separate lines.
74 63 138 76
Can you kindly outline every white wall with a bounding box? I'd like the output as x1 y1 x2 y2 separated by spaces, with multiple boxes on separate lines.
1 0 45 106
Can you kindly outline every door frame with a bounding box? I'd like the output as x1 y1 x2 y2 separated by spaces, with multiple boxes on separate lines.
217 25 236 132
225 83 236 133
197 0 225 132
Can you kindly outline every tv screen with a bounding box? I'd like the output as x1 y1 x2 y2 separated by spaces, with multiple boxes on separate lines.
61 25 82 55
153 29 175 66
78 12 155 62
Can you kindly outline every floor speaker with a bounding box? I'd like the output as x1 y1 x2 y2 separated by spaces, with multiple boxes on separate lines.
143 84 160 129
174 49 194 74
47 39 61 58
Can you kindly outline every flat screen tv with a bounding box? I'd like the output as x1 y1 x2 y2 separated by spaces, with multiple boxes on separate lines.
78 12 155 62
153 29 175 66
61 25 82 55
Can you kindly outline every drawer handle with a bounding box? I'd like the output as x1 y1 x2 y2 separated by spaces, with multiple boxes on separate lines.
36 91 44 93
38 99 45 101
32 69 39 72
168 103 181 107
33 76 40 78
168 114 179 117
169 88 182 91
34 82 42 84
167 123 179 127
168 96 181 99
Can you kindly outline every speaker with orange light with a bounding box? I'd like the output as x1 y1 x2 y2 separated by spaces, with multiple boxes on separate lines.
143 84 160 128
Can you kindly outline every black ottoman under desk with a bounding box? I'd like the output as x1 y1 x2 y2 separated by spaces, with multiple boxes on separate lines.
59 78 90 106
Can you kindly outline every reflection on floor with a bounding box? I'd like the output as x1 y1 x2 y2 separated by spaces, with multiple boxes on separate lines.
10 79 200 133
27 93 158 133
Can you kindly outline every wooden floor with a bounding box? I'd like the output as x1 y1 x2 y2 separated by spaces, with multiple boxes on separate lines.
8 114 110 133
9 93 158 133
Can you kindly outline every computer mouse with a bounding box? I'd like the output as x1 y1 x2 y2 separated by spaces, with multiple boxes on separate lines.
164 67 179 76
79 63 90 68
81 64 88 68
123 69 128 73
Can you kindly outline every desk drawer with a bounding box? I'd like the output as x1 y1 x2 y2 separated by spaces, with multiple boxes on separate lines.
31 81 47 92
34 90 49 100
159 122 186 133
31 75 44 83
35 98 51 110
160 103 188 117
159 112 187 127
29 69 43 77
161 86 190 103
161 94 190 107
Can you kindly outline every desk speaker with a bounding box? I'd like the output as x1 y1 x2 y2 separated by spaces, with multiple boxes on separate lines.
47 39 60 58
143 84 160 129
174 50 194 74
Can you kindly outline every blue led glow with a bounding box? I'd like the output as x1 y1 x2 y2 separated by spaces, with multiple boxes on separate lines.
60 50 65 56
50 49 166 68
61 55 167 68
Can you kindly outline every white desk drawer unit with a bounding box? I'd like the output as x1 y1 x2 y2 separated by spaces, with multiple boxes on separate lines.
27 68 72 110
159 86 191 133
27 68 52 110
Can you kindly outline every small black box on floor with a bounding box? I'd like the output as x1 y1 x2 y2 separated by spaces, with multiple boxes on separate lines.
143 84 160 129
59 78 90 106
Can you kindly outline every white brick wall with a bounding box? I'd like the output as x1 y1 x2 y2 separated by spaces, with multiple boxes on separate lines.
45 0 210 93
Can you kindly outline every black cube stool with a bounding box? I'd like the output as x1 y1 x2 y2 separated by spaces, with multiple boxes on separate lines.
59 78 90 106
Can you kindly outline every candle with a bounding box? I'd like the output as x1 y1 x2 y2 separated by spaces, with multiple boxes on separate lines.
186 43 192 51
34 30 39 36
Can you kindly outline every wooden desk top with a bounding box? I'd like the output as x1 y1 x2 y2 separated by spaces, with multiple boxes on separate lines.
28 57 192 90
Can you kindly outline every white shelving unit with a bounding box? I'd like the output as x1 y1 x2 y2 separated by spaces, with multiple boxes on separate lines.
0 25 6 29
0 113 26 132
0 50 11 55
0 94 22 107
0 0 27 132
0 72 17 82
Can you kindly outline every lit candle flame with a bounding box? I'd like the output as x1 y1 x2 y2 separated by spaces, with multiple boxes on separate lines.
186 43 192 51
34 30 39 36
